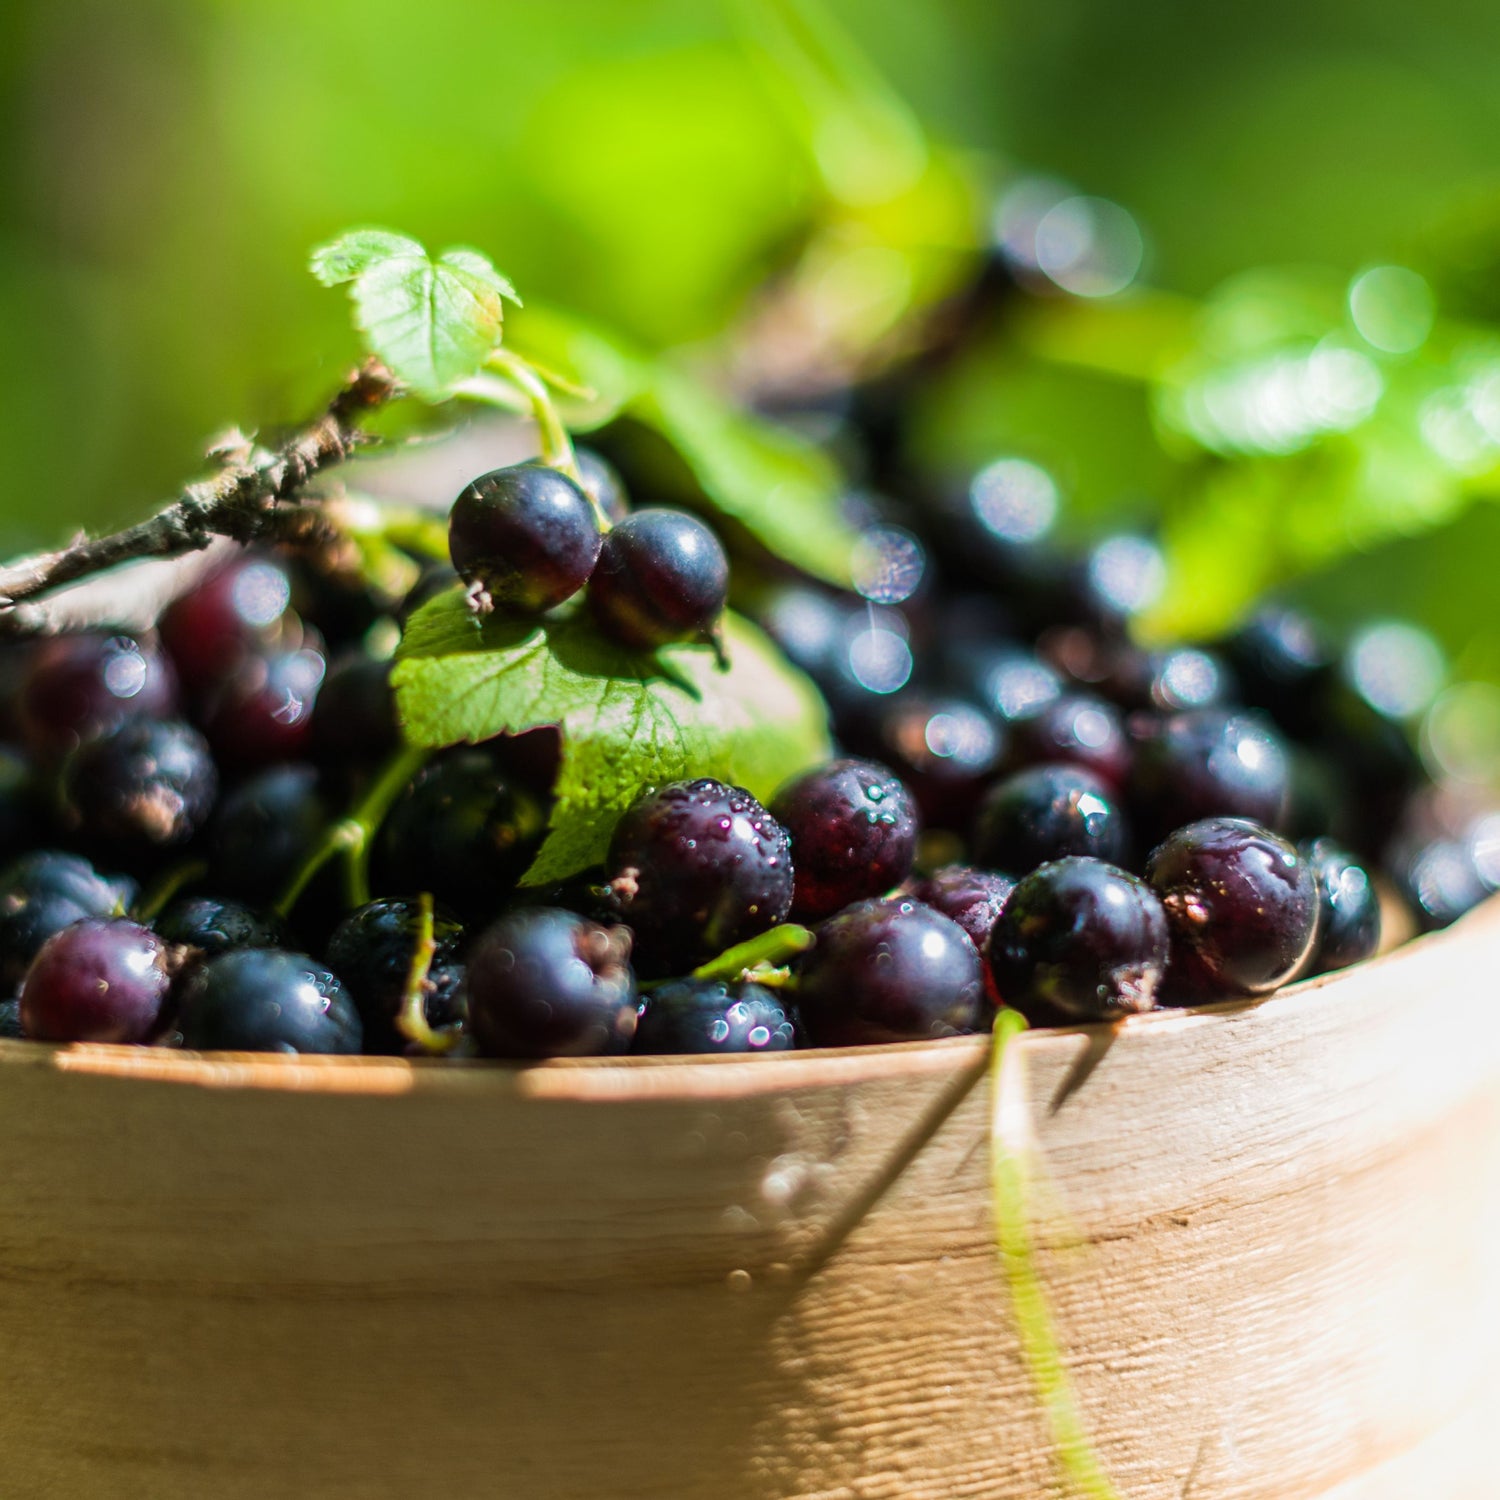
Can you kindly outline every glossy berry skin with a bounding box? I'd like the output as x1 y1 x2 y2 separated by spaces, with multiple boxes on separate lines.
874 695 1004 829
449 464 602 616
1390 838 1487 933
796 898 983 1047
1299 838 1381 974
208 765 330 906
0 851 135 990
1146 817 1319 1004
974 764 1129 875
572 447 630 525
159 555 295 693
325 898 468 1056
19 918 173 1044
1129 709 1290 846
20 632 179 758
309 654 399 769
1221 607 1332 738
633 979 798 1055
770 758 918 921
907 865 1015 954
177 949 363 1054
201 645 327 773
465 908 636 1058
987 858 1169 1023
1007 693 1130 791
154 897 290 958
60 719 218 851
589 508 729 649
605 779 793 978
376 750 546 925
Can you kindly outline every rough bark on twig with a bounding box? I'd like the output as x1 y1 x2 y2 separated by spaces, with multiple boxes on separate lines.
0 359 399 630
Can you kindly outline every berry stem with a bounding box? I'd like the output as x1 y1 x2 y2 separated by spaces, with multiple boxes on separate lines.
0 360 399 629
393 891 464 1055
272 743 431 919
132 859 209 923
689 924 814 985
990 1009 1123 1500
483 349 587 496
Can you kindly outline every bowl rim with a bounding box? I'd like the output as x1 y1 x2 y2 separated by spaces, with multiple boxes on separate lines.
4 895 1482 1102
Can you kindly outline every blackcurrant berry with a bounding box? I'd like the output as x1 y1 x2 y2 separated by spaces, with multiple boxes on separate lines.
200 645 327 772
1007 692 1130 790
376 749 547 924
20 632 179 758
573 447 630 525
177 949 363 1054
795 897 983 1047
60 719 218 851
208 764 331 906
1146 817 1319 1003
159 554 295 694
1128 709 1290 845
945 642 1062 727
449 464 601 616
1389 837 1488 933
605 779 793 977
0 997 21 1038
907 865 1015 954
770 758 918 921
0 850 136 990
19 917 174 1044
154 897 291 958
325 897 467 1056
309 652 399 770
874 694 1004 829
464 908 636 1058
1220 606 1333 737
589 508 729 649
1099 645 1234 714
974 764 1130 874
987 857 1169 1023
633 979 798 1055
1299 838 1381 974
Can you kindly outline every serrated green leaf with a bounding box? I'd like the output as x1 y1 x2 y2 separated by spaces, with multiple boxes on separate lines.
309 230 425 287
392 592 831 884
312 230 520 401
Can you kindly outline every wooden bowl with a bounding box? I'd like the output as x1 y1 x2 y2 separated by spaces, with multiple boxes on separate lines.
3 896 1498 1499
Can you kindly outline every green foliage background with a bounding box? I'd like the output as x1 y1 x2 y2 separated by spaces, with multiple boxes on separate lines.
4 0 1500 677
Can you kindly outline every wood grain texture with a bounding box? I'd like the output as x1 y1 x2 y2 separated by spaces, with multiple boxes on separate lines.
0 901 1497 1500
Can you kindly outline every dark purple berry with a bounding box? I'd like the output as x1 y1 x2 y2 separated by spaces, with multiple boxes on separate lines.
1008 692 1130 790
20 632 178 758
465 908 636 1058
589 508 729 649
19 918 174 1043
606 779 793 977
573 447 630 525
309 653 399 768
376 750 547 925
771 758 918 921
200 645 327 772
1128 709 1290 845
155 897 290 958
159 555 295 693
449 463 602 616
1220 606 1333 737
1299 838 1381 974
208 764 331 906
987 857 1169 1023
974 764 1129 874
0 851 136 990
795 897 983 1047
875 695 1004 828
1100 646 1234 714
60 719 218 851
946 643 1062 726
325 898 468 1056
633 979 798 1055
907 865 1015 954
177 949 362 1054
1146 817 1319 1003
1390 837 1487 933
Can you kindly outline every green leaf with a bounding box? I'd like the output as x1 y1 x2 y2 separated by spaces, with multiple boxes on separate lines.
310 230 521 401
392 592 831 884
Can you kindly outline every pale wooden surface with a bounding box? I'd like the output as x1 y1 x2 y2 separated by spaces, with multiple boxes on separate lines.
0 901 1497 1500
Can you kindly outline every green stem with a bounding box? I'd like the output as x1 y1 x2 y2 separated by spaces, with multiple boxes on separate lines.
485 348 583 488
393 891 465 1056
990 1010 1123 1500
273 743 432 920
132 859 208 923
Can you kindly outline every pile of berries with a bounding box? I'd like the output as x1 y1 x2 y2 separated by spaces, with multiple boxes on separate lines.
0 438 1485 1062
